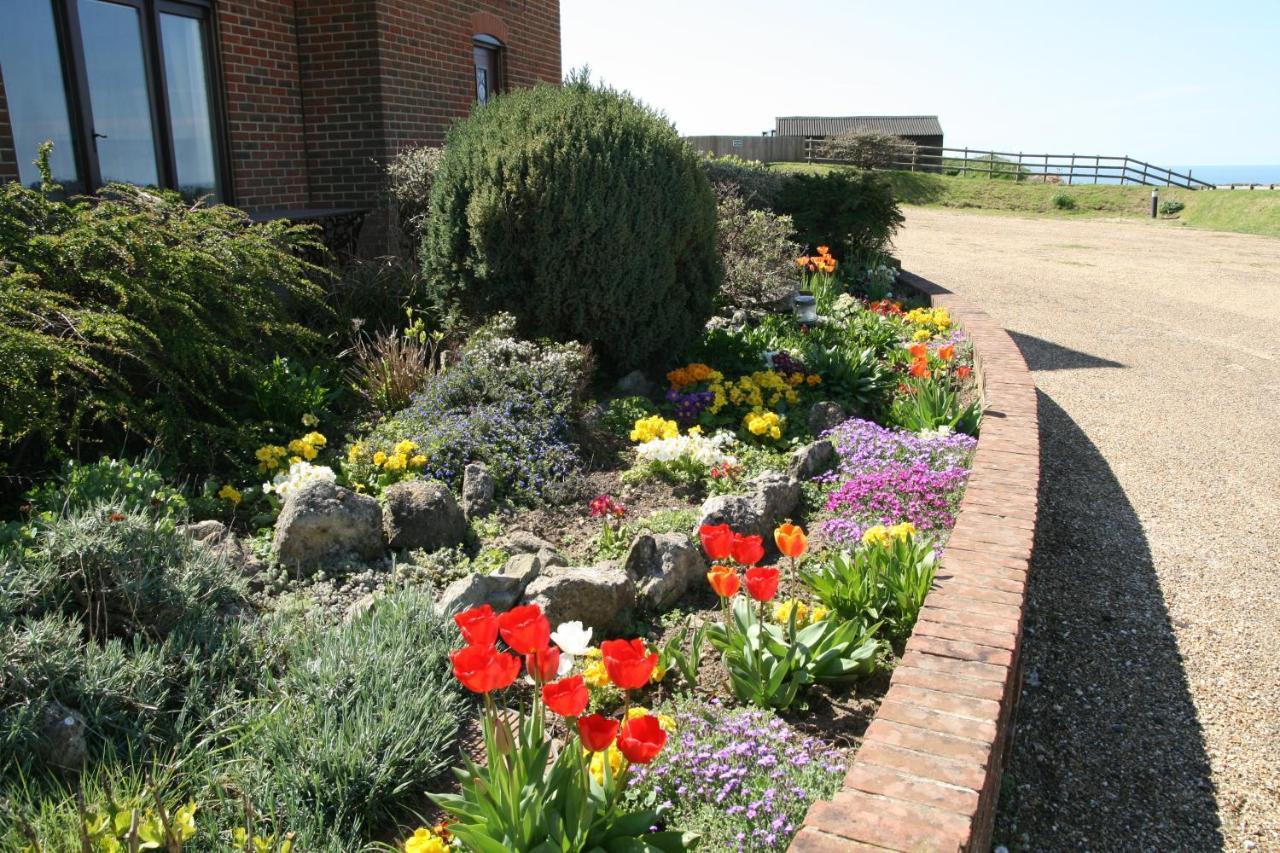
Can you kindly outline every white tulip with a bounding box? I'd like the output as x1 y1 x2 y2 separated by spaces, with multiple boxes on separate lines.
550 621 594 656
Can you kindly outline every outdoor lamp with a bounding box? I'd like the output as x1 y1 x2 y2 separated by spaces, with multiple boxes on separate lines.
793 292 818 325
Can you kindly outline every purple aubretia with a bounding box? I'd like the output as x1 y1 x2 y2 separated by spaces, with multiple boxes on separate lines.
626 700 845 852
817 418 975 545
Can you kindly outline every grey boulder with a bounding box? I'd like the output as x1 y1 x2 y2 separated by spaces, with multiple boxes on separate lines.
382 479 466 551
698 472 802 541
614 369 655 398
37 700 86 771
623 532 707 610
272 479 383 572
808 401 847 436
788 439 837 481
522 564 636 634
436 572 527 617
462 462 496 520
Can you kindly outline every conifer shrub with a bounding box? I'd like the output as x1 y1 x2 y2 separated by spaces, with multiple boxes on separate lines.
421 74 721 370
774 169 904 263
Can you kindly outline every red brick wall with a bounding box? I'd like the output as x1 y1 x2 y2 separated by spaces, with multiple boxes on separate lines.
215 0 310 210
0 65 18 185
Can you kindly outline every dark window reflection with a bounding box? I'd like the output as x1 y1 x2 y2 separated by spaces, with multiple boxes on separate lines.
0 0 82 191
161 12 218 200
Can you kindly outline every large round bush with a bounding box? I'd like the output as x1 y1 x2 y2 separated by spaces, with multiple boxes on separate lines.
421 76 721 370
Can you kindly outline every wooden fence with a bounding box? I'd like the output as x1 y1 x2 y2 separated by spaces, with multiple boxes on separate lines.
683 135 805 163
802 139 1216 190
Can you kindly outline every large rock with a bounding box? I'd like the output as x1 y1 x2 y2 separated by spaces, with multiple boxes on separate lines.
37 700 86 771
788 439 837 481
502 549 566 586
382 479 466 551
436 572 528 617
623 532 707 610
698 472 802 541
808 401 846 436
500 530 564 559
614 370 655 398
523 564 636 634
462 462 496 520
272 480 383 572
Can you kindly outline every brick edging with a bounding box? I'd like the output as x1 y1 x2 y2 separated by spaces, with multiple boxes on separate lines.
792 270 1039 852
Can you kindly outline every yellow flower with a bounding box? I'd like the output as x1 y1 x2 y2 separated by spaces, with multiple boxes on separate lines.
587 744 625 785
404 827 449 853
372 451 388 467
255 445 286 472
303 431 327 448
688 425 703 436
384 453 407 472
288 438 318 461
630 415 679 444
626 706 677 732
289 455 303 465
891 522 916 541
347 442 364 464
913 328 932 342
773 598 818 627
218 484 242 505
394 439 419 456
410 454 428 468
583 658 611 688
861 525 892 548
806 374 822 386
301 413 320 427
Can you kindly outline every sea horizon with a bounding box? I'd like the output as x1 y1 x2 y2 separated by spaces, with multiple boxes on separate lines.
1168 164 1280 185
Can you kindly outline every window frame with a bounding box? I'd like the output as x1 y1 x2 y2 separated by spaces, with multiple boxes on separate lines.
472 33 504 105
44 0 232 201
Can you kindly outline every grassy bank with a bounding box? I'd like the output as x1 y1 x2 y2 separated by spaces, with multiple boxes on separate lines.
771 163 1280 239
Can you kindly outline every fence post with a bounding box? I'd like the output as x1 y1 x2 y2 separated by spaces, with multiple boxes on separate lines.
1017 152 1023 182
963 146 969 177
1068 154 1076 185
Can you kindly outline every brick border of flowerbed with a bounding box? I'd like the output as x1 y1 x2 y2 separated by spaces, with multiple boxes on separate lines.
791 270 1039 853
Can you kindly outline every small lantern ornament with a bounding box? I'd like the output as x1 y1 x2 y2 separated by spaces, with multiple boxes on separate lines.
793 291 818 325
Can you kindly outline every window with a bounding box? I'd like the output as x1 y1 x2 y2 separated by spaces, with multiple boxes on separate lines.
0 0 226 200
473 34 503 105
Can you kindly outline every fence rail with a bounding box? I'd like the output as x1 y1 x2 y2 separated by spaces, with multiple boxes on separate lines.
801 139 1219 190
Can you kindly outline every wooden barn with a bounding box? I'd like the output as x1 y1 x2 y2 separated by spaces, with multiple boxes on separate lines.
775 115 943 161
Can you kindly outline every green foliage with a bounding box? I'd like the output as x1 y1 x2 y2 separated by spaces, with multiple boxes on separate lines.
1051 192 1077 210
705 598 881 710
941 153 1030 181
602 395 659 439
422 73 721 370
249 356 338 435
325 256 421 336
386 144 446 236
1160 199 1186 216
714 186 802 312
240 589 466 848
820 131 915 170
681 327 769 377
659 616 709 693
344 323 442 416
699 153 788 210
0 179 328 488
774 169 903 264
888 377 982 436
801 534 939 638
22 455 187 524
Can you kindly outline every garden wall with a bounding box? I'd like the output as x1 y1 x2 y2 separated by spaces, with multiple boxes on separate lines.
792 271 1039 852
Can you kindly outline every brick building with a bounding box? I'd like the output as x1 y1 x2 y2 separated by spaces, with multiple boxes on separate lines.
0 0 561 213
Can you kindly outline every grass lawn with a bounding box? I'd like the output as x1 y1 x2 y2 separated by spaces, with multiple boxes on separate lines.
772 163 1280 239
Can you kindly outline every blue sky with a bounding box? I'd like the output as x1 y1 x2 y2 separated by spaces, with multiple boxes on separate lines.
561 0 1280 165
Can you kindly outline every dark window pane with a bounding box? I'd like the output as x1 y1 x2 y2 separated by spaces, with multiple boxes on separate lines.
77 0 159 187
160 12 217 200
0 0 81 190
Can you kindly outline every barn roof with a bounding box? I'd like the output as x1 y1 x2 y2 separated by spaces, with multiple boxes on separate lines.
775 115 943 137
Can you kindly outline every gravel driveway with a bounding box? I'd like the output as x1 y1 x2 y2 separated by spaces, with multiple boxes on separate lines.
895 209 1280 852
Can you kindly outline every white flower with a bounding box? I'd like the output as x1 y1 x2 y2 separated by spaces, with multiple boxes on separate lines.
634 433 736 469
551 621 594 656
262 461 337 499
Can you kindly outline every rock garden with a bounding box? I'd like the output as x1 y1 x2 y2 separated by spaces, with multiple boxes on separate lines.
1 76 980 851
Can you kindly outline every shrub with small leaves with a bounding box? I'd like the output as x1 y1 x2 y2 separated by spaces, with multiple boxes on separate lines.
715 186 803 313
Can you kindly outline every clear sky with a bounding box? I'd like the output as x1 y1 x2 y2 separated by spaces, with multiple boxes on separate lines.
561 0 1280 165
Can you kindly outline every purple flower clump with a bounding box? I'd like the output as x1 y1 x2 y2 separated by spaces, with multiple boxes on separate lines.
665 387 715 424
627 701 845 852
817 418 975 545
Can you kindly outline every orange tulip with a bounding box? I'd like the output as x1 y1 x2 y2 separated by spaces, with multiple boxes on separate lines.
956 365 972 379
938 345 955 361
795 256 810 267
816 245 830 256
908 343 928 360
774 522 808 559
707 564 740 598
909 357 930 379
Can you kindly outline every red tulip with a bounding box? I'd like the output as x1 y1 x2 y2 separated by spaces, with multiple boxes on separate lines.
698 523 734 560
542 675 589 717
707 564 741 598
938 344 955 362
599 638 657 690
745 566 781 602
450 644 520 694
497 604 550 655
730 533 764 566
454 604 498 646
524 645 561 682
956 366 972 379
774 523 808 559
578 713 620 752
617 714 666 764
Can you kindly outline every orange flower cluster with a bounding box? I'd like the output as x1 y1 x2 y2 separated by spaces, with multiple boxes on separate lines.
867 299 904 317
795 245 837 274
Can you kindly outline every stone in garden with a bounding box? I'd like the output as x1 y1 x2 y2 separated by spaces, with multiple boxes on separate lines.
698 472 801 541
37 700 86 771
272 479 384 572
500 548 565 587
500 530 564 559
461 462 496 520
176 519 264 578
614 369 655 398
382 479 466 551
435 572 528 617
177 519 228 543
808 401 846 436
622 532 707 610
522 564 636 634
788 439 837 481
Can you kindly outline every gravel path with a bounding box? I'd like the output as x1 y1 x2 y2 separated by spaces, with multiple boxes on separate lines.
895 209 1280 852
